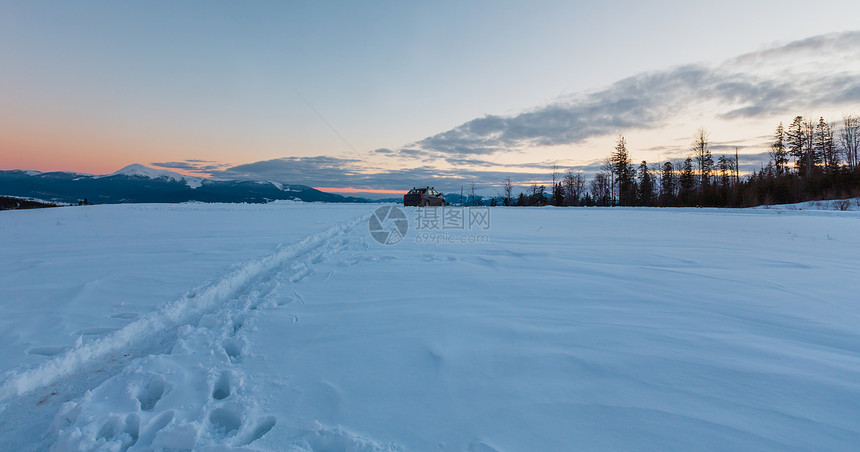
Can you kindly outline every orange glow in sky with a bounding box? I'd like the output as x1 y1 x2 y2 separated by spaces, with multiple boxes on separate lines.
2 4 859 192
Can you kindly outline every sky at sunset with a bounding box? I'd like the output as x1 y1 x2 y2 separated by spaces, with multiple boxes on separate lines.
2 1 859 196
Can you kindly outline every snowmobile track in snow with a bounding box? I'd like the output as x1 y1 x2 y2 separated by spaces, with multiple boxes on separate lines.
0 212 370 450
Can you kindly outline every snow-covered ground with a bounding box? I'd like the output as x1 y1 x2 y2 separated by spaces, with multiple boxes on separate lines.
753 197 860 211
1 203 859 451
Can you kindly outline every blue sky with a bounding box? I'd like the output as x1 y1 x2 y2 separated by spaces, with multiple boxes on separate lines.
1 1 859 196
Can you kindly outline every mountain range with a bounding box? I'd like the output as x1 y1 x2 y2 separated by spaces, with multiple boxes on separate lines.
0 164 367 204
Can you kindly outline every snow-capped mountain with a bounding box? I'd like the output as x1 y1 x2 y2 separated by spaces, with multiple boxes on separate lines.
0 164 367 204
98 163 204 189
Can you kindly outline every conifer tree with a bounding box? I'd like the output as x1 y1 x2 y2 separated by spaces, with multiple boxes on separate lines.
691 128 714 193
611 135 636 205
787 115 805 176
659 161 677 205
814 117 838 174
679 157 695 204
718 155 731 187
770 122 789 176
637 161 654 206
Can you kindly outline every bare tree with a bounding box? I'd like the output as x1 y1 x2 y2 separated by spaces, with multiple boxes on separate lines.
691 128 713 193
502 177 514 206
563 170 585 206
734 148 740 184
841 114 860 170
528 183 546 206
589 172 612 206
803 118 818 178
601 157 615 204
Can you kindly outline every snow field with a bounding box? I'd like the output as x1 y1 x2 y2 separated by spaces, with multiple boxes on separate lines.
0 202 368 371
242 207 860 451
1 204 859 451
753 197 860 212
0 203 368 450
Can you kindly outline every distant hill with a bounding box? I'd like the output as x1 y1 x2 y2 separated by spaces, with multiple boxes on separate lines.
0 164 367 204
0 196 61 211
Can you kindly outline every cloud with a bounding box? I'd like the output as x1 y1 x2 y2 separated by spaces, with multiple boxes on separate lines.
411 31 860 157
208 155 582 194
177 32 860 195
206 138 780 194
151 160 227 173
729 32 860 67
214 156 363 182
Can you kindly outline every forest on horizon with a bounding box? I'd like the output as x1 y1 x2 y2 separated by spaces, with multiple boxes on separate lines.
491 113 860 208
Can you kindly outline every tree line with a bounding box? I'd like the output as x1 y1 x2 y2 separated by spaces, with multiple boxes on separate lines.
497 114 860 208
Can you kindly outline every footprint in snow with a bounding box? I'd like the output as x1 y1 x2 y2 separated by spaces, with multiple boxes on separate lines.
209 406 242 437
134 410 174 448
207 405 277 445
96 413 140 452
230 315 245 336
222 337 244 361
212 371 231 401
136 375 167 412
237 415 277 446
